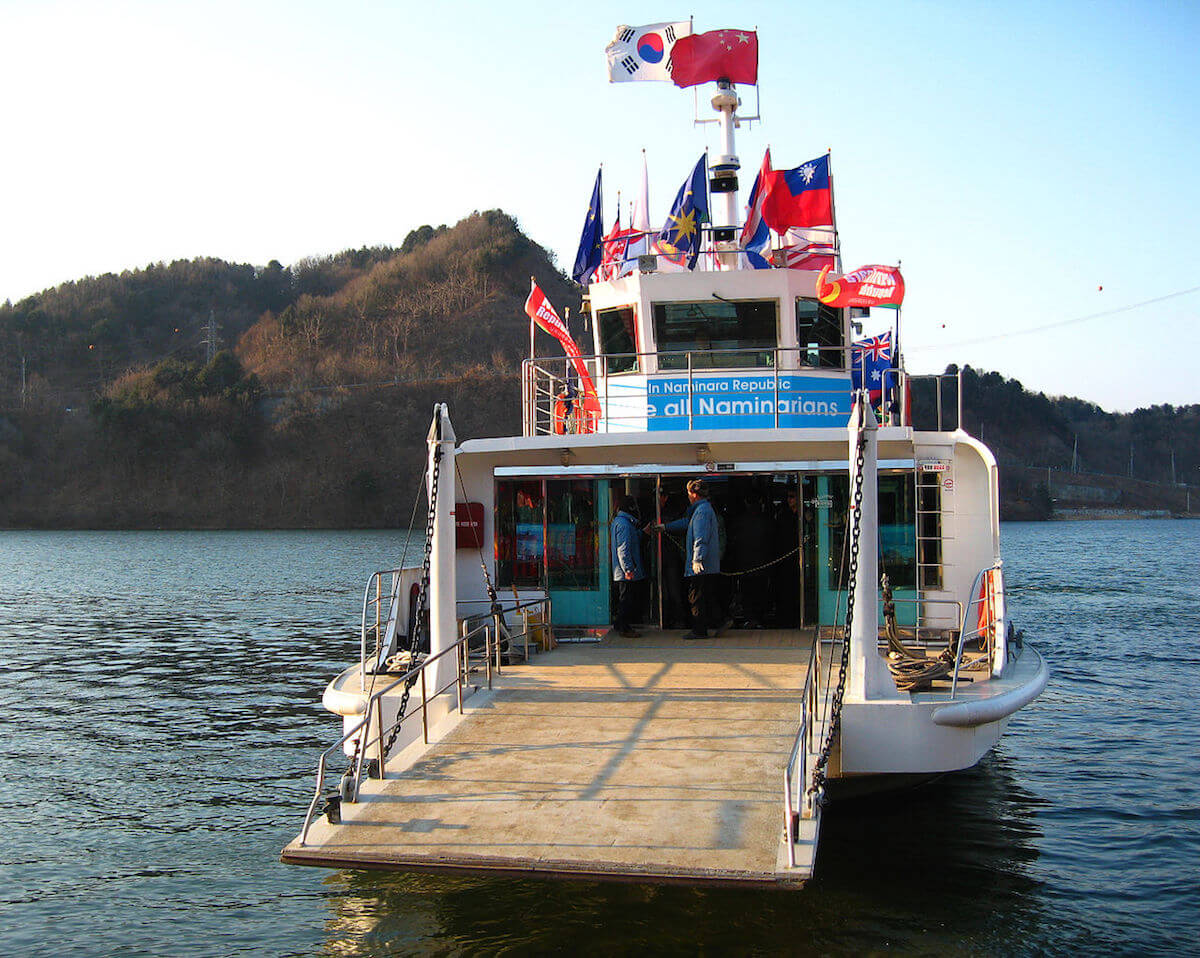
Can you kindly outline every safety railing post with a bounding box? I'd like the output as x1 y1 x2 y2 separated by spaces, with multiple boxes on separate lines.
774 348 780 427
493 611 503 675
957 367 964 430
687 352 694 429
420 667 428 744
376 691 386 778
456 640 464 714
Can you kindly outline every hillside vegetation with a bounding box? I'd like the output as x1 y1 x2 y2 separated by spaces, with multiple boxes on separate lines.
0 211 578 527
0 212 1194 527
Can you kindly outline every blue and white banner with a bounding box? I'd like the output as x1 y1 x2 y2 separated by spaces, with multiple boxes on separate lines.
646 373 852 431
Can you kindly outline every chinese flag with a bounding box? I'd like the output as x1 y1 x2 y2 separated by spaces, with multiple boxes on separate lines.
670 29 757 87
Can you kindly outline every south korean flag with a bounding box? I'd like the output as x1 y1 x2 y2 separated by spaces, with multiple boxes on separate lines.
605 21 691 83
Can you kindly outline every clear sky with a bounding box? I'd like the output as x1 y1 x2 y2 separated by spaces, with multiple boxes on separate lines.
2 0 1197 412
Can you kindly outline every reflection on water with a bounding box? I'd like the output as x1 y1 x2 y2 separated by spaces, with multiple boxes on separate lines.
1 524 1197 956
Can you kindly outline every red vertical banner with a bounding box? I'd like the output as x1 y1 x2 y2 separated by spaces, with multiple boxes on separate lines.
524 280 602 432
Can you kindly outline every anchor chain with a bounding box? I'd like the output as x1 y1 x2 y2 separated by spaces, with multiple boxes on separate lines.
808 400 867 804
381 433 444 761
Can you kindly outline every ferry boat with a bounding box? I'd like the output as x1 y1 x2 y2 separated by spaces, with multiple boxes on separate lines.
282 26 1047 886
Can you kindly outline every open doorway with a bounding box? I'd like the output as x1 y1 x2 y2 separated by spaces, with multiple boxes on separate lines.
635 473 818 631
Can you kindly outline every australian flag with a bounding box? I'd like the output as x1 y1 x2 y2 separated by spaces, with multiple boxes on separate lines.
572 169 604 284
654 155 709 270
851 330 893 401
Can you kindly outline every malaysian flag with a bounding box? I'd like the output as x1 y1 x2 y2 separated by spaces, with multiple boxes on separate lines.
769 226 838 271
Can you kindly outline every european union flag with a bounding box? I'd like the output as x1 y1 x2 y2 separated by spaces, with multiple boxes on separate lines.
572 169 604 285
655 155 709 270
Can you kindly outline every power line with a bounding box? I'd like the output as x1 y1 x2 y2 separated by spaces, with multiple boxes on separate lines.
906 284 1200 352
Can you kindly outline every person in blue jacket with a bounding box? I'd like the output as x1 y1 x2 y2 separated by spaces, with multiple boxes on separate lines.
610 493 646 638
660 479 725 639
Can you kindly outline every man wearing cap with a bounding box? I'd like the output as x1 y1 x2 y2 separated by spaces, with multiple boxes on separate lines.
660 479 722 639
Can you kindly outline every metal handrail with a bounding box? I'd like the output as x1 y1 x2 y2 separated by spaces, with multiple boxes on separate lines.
884 596 965 647
456 596 554 665
904 369 965 432
360 565 420 690
298 621 493 846
950 563 1002 695
782 634 823 868
522 344 881 437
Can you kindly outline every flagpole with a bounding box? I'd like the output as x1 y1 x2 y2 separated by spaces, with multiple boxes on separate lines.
826 148 842 274
529 276 536 362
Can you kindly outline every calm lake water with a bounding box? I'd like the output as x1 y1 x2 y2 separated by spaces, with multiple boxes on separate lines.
1 522 1197 956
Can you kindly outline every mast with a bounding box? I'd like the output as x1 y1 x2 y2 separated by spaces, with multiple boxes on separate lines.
709 79 741 270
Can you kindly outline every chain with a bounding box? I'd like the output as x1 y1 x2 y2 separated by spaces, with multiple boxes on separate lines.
658 531 800 577
808 401 867 804
382 434 443 760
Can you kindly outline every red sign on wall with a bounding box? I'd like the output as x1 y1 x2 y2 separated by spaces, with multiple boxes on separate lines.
455 502 485 549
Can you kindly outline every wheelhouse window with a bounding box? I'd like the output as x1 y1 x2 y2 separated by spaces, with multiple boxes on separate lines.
597 306 638 374
796 298 843 368
652 299 777 370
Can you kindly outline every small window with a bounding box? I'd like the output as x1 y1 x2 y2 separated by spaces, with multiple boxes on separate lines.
597 307 638 374
795 298 843 368
652 299 777 370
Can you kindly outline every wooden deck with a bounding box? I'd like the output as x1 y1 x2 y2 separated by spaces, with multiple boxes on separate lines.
283 629 823 886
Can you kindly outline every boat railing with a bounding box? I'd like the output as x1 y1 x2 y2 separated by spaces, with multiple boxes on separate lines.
360 566 421 690
455 595 554 666
522 345 910 436
883 596 965 650
950 563 1004 694
905 368 965 432
782 631 825 867
299 618 496 847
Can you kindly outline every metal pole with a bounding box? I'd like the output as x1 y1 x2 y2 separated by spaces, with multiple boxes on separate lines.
957 367 963 430
376 694 386 777
420 667 429 744
686 350 696 429
774 348 780 427
456 641 464 714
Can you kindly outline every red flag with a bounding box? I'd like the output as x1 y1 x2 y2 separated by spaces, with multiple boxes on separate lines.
670 29 757 88
524 280 601 432
817 265 905 308
599 215 634 281
762 154 833 232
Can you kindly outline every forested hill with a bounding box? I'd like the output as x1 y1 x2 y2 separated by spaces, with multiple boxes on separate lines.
0 211 1194 528
0 211 580 527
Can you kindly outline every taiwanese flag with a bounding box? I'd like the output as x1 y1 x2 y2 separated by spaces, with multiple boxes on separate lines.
762 154 833 232
670 29 758 88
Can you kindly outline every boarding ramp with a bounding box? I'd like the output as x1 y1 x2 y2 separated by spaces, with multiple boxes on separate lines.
284 629 827 886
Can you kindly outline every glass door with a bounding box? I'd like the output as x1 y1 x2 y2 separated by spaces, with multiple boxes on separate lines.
814 474 918 627
545 478 610 626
